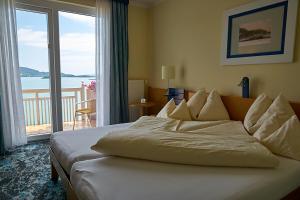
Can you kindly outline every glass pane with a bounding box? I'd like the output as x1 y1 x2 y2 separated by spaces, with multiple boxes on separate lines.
58 11 96 131
16 10 52 135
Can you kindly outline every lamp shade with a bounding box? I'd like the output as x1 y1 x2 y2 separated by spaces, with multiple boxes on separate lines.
161 65 175 80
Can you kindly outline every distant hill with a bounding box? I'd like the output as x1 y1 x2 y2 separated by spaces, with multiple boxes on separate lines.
20 67 48 77
20 67 94 78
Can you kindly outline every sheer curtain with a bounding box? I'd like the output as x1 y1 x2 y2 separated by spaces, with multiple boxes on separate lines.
0 0 27 149
0 94 4 155
96 0 111 126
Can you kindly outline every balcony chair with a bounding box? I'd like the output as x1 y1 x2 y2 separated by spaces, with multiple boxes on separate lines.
73 99 96 130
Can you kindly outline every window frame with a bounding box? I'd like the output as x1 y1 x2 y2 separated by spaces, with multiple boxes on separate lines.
16 0 96 140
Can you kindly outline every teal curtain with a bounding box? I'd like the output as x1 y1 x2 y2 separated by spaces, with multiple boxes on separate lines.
0 95 5 155
110 0 129 124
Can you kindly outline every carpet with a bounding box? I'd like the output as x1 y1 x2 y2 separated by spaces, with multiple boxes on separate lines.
0 141 65 200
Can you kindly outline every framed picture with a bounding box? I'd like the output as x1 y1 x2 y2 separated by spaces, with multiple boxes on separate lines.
221 0 298 65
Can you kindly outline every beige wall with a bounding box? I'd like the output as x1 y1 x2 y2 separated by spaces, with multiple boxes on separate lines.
149 0 300 101
128 5 152 80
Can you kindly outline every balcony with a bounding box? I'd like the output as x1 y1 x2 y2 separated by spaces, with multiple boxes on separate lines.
23 86 96 135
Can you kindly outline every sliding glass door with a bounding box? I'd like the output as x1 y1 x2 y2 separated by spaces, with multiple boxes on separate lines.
58 11 96 131
16 5 55 136
15 0 96 138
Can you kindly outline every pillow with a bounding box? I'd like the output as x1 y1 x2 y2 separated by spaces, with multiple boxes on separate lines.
262 115 300 161
252 94 295 133
197 90 230 121
187 89 207 120
169 99 192 121
157 99 176 118
253 114 283 141
244 93 272 134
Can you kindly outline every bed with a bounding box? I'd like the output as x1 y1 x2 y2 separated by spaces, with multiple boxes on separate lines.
71 156 300 200
49 123 131 199
50 123 131 175
50 89 300 200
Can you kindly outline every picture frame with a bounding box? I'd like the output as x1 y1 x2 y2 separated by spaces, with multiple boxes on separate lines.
221 0 299 65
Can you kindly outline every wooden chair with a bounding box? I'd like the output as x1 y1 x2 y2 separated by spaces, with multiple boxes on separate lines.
73 99 96 130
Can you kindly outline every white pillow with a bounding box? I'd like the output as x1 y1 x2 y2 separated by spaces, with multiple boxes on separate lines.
244 93 272 134
197 90 230 121
262 115 300 161
252 95 295 133
253 114 283 141
169 99 192 121
157 99 176 118
187 90 207 120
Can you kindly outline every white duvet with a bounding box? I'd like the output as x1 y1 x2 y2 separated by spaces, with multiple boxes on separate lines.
92 116 279 168
50 123 131 174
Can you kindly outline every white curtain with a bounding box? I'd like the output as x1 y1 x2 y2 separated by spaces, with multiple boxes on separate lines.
96 0 111 127
0 0 27 148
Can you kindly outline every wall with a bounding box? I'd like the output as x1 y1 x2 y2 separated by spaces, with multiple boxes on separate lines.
149 0 300 101
128 5 152 80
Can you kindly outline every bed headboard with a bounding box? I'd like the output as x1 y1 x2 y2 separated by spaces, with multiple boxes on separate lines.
148 87 300 121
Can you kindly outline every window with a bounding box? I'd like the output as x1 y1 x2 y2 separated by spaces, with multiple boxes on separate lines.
16 0 96 139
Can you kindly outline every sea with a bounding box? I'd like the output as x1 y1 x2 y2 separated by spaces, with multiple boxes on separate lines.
21 77 95 97
21 77 95 90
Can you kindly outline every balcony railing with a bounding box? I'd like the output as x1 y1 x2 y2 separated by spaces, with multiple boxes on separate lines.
22 87 85 127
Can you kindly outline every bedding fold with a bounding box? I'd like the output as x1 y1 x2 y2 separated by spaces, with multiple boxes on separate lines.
92 117 279 168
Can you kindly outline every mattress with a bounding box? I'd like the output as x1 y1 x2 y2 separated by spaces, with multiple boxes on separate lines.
71 156 300 200
50 123 131 174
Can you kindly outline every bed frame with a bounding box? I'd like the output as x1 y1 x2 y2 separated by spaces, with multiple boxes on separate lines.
50 148 78 200
51 87 300 200
148 87 300 120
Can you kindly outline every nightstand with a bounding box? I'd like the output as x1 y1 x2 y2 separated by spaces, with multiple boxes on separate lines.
129 101 156 117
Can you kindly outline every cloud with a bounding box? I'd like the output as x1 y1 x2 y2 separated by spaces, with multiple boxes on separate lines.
17 28 48 48
17 28 95 75
59 12 95 27
60 54 95 75
18 29 95 52
60 33 95 53
60 32 95 75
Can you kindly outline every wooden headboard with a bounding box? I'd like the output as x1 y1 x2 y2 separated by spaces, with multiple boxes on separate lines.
148 87 300 121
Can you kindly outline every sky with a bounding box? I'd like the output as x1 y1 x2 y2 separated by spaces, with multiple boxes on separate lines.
16 10 95 76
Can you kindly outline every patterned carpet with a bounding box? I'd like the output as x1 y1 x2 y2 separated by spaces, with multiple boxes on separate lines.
0 141 65 200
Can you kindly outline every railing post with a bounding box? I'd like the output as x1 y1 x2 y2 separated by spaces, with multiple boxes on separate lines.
35 92 40 125
23 87 84 131
80 85 86 120
80 84 85 106
75 91 78 110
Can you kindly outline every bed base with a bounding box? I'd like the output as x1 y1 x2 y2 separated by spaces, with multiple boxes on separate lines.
49 148 78 200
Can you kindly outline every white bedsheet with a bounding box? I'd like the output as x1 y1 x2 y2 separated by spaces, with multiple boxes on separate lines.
71 156 300 200
50 123 131 174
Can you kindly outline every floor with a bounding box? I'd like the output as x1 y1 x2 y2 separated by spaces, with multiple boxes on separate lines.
26 119 96 135
0 141 65 200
